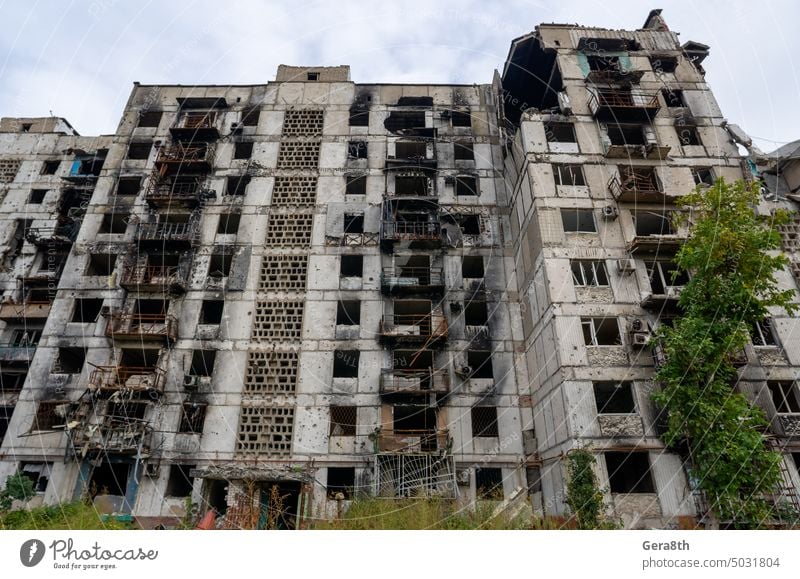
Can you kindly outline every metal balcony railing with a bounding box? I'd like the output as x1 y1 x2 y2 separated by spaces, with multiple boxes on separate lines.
588 89 660 121
381 220 441 242
380 369 450 395
154 143 215 173
608 172 664 203
70 417 151 454
105 313 178 343
88 365 167 395
25 224 78 246
377 429 450 453
135 219 199 245
381 267 444 294
119 264 186 293
144 177 212 207
379 313 448 342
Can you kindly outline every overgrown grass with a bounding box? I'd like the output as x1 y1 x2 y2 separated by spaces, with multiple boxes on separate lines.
312 497 568 530
0 501 135 530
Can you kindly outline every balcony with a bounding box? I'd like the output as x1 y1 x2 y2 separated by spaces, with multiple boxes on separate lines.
642 286 683 310
380 369 450 396
144 176 214 208
88 365 167 396
381 267 444 295
386 141 437 171
325 232 379 247
105 313 178 343
0 301 52 321
381 220 442 245
169 111 220 141
135 217 199 246
0 342 37 363
154 143 215 175
25 224 78 247
628 233 685 256
64 154 105 182
588 89 660 122
70 417 151 455
119 264 187 294
376 429 449 453
608 172 665 203
379 313 448 345
586 68 645 84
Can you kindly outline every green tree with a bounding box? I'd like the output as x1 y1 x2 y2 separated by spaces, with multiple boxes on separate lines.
652 178 797 527
0 473 35 511
564 448 605 529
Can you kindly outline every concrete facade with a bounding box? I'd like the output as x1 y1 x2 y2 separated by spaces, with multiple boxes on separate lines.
0 10 799 529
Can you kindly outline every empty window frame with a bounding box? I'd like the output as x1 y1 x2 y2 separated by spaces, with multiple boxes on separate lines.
471 406 499 438
571 260 609 287
467 350 493 379
117 177 142 196
127 142 152 160
462 256 484 279
208 253 233 277
217 213 241 234
553 164 586 186
226 175 251 196
594 381 636 413
86 254 116 276
607 124 648 146
41 160 60 175
199 300 224 324
0 406 10 443
330 406 357 436
646 261 689 294
137 111 162 128
344 213 364 234
28 189 47 204
333 350 360 378
676 124 701 146
581 317 621 346
20 462 51 493
752 319 777 347
56 347 86 373
179 403 207 434
650 56 678 74
349 109 369 127
633 211 674 236
692 167 715 186
307 72 319 81
345 175 367 196
71 298 104 323
234 141 254 159
33 401 64 431
464 301 489 326
768 382 800 414
347 141 368 159
455 176 478 196
241 107 260 127
451 109 472 127
100 212 129 234
340 255 363 277
561 209 596 233
475 467 503 498
545 122 577 143
336 301 360 326
454 141 474 160
327 467 356 499
605 452 655 493
661 89 685 108
190 350 216 376
166 464 195 497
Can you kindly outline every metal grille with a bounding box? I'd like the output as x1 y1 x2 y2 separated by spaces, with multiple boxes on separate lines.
374 454 457 498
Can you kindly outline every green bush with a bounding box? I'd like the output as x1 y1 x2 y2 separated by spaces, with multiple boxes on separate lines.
0 501 134 530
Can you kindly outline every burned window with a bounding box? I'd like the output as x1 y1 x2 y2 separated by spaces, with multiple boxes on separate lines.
581 317 621 346
127 142 152 160
459 215 481 235
454 141 474 160
330 406 357 436
28 189 47 204
179 403 207 434
349 107 369 127
553 164 586 186
336 301 360 326
384 111 425 132
650 56 678 74
333 350 359 378
57 347 86 374
234 141 253 159
561 209 596 233
10 329 41 346
100 212 129 234
571 260 609 287
340 255 363 277
464 301 488 326
462 256 484 279
345 175 366 196
226 175 251 196
0 371 26 393
475 467 503 498
117 177 142 196
395 140 427 159
71 298 103 323
327 467 356 499
241 107 260 127
137 111 162 128
661 89 685 108
752 319 777 347
41 160 60 175
217 213 241 234
594 382 636 413
676 124 700 146
344 213 364 234
20 462 51 493
86 253 116 276
633 212 674 236
451 109 472 127
395 174 429 196
0 406 12 443
348 141 368 159
455 176 478 196
605 452 655 493
768 382 800 414
467 350 493 379
692 167 714 186
588 54 620 72
190 350 216 377
200 300 224 325
607 123 647 146
33 402 64 431
545 122 577 143
166 464 195 497
471 406 499 438
208 253 233 277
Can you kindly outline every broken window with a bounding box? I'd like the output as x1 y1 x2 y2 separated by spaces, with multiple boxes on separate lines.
190 350 216 376
0 371 26 393
89 461 130 497
459 215 481 235
330 406 357 435
20 462 52 493
661 89 685 108
41 160 60 175
471 406 499 438
10 328 42 346
561 209 596 233
71 298 103 323
553 164 586 186
86 253 116 276
166 464 195 497
395 174 429 196
692 167 714 186
475 467 503 498
571 260 609 287
117 177 142 196
349 109 369 127
384 111 425 132
768 382 800 414
33 402 64 431
545 122 577 143
752 319 777 347
455 176 478 196
179 403 207 434
345 175 367 196
0 406 13 444
633 212 674 236
344 213 364 234
28 189 47 204
348 141 368 159
650 56 678 74
307 72 319 81
588 54 621 72
395 140 427 159
581 317 621 346
676 124 701 146
462 256 484 279
454 141 474 160
607 124 647 146
605 452 655 493
127 141 152 160
467 350 493 379
241 107 260 127
393 405 436 434
234 141 253 159
56 347 86 374
200 300 224 325
464 301 488 326
208 253 233 277
646 260 688 294
327 467 356 499
594 381 636 413
336 301 360 326
340 255 363 277
451 109 472 127
100 212 129 234
137 111 162 128
217 213 241 235
226 175 251 196
333 350 360 378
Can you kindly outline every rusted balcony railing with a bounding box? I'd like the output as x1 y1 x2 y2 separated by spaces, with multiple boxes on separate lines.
379 313 448 343
25 224 78 246
144 177 211 207
105 313 178 343
381 220 441 242
170 112 220 141
154 143 215 174
88 365 167 395
380 369 450 395
135 219 199 245
119 265 186 293
377 429 450 453
381 267 444 294
588 89 660 121
586 68 645 84
608 172 664 203
0 301 52 321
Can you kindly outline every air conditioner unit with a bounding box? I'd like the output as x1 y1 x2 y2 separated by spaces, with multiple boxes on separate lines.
629 318 646 332
616 258 636 274
100 305 112 316
631 331 652 347
183 375 200 391
602 205 619 220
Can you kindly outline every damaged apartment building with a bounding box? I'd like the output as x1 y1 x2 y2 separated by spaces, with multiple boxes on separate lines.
0 9 799 529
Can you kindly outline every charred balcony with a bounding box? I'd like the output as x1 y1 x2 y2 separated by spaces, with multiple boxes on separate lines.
588 88 660 122
154 143 215 176
135 213 200 246
119 260 187 294
25 222 79 247
608 167 665 203
88 365 167 397
379 312 448 345
386 140 437 171
144 176 214 208
381 266 444 295
169 111 221 141
628 212 686 255
105 312 178 344
376 429 449 453
380 369 450 397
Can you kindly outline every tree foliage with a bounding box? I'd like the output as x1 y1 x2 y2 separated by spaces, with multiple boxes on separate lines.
564 448 607 529
0 473 35 512
652 179 797 527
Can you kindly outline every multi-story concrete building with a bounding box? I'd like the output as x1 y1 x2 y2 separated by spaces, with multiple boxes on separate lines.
0 9 798 529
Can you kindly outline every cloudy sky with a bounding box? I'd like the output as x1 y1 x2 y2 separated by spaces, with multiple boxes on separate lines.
1 0 796 151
